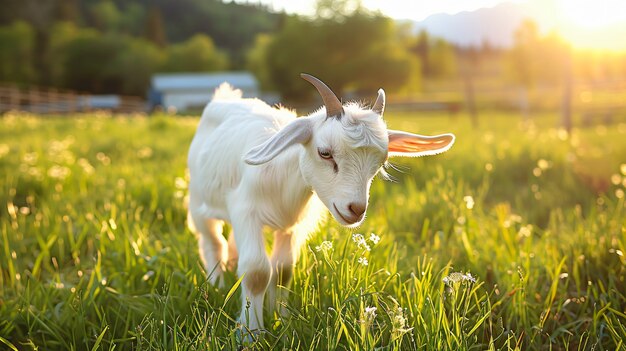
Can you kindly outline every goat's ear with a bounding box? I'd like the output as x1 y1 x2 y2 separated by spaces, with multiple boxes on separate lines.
244 118 313 165
387 130 455 157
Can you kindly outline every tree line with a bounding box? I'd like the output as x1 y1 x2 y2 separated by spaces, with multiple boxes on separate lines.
1 0 624 100
0 0 462 98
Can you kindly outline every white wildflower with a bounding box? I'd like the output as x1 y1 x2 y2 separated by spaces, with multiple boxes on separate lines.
352 233 371 251
390 306 411 335
463 196 475 210
96 152 111 166
518 225 532 238
611 174 622 185
368 233 381 245
23 152 38 165
443 272 477 286
174 177 187 189
537 159 550 170
357 256 369 266
364 306 377 321
315 240 333 252
47 165 71 180
77 158 95 175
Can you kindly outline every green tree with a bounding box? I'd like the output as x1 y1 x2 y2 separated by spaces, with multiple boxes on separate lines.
54 0 81 23
428 38 457 79
162 34 228 72
508 20 540 88
246 34 275 91
62 31 163 95
0 21 36 84
144 6 167 48
315 0 363 19
410 30 456 79
48 22 87 86
249 9 418 100
507 20 566 88
89 0 122 32
413 30 430 76
112 38 165 95
62 31 119 92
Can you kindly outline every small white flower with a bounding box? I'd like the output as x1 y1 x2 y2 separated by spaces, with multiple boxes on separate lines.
518 225 532 237
463 196 475 210
174 177 187 189
358 256 369 266
315 240 333 252
443 272 477 286
464 272 476 283
369 233 381 245
390 306 410 335
77 158 95 174
361 305 377 326
364 306 377 320
352 233 371 251
47 165 71 180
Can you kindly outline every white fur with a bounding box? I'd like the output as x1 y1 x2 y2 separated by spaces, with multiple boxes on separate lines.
187 82 454 334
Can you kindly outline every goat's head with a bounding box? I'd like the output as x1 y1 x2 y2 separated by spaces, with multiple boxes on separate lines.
244 74 455 227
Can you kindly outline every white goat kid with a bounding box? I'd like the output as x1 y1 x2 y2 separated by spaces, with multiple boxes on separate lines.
187 73 455 333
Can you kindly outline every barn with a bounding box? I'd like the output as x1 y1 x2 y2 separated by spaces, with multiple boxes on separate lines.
149 71 261 113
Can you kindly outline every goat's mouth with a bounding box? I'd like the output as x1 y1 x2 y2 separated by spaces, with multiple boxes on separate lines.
332 203 361 226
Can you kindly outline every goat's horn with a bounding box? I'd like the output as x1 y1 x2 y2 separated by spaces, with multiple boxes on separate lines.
372 88 385 115
300 73 344 119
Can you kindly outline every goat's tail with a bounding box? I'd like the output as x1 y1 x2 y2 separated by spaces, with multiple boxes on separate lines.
213 83 243 100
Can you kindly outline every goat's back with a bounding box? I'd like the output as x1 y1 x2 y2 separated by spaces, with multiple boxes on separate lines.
187 86 297 219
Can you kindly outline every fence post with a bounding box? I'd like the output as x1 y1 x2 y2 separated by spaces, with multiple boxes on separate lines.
9 85 20 111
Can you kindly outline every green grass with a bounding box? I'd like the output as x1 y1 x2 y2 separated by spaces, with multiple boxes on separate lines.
0 110 625 350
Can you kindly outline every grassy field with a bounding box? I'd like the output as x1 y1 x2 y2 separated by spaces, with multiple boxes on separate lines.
0 110 625 350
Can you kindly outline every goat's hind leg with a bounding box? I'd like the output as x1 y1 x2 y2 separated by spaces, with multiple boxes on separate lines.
191 214 228 286
226 231 238 270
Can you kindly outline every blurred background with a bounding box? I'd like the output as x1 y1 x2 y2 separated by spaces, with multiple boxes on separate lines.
2 1 626 348
1 0 625 126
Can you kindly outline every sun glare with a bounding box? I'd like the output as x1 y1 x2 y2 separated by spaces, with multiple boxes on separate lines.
554 0 626 50
559 0 625 29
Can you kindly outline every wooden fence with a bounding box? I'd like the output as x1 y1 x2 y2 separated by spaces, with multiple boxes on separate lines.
0 84 146 114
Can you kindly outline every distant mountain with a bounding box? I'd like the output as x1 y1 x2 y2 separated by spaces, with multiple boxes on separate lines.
410 2 535 48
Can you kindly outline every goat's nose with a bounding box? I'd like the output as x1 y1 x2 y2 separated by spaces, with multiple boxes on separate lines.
348 202 366 218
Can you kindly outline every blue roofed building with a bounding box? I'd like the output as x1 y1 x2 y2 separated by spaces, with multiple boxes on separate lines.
149 71 265 113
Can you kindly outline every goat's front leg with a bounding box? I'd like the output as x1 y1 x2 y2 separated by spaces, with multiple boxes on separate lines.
232 216 271 334
268 230 297 316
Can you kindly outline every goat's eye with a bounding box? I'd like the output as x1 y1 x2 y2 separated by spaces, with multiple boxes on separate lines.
318 148 333 160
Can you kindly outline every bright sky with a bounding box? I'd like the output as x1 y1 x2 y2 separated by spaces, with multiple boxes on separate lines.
238 0 626 50
240 0 523 21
